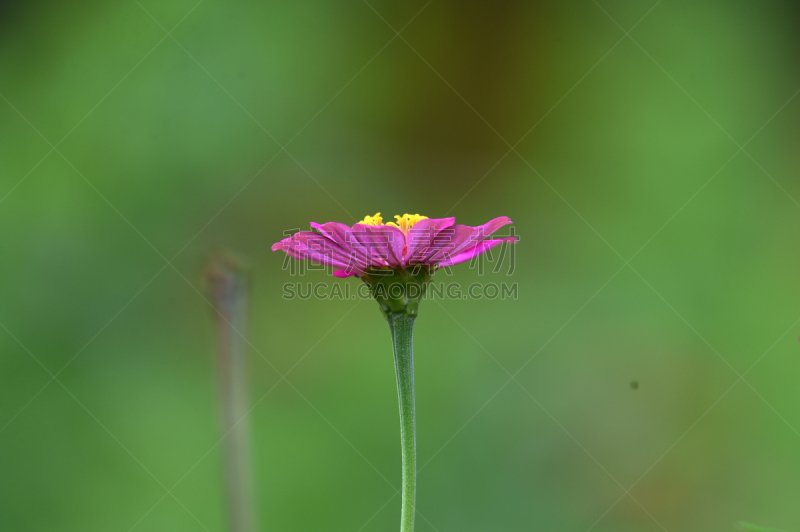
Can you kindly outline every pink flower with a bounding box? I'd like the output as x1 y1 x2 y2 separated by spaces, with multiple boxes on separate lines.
272 213 517 277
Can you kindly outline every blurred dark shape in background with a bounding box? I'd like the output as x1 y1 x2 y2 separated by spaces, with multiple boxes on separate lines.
205 253 256 532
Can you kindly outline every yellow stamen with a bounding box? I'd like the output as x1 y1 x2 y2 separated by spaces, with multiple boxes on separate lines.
358 212 384 226
358 213 428 233
386 213 428 233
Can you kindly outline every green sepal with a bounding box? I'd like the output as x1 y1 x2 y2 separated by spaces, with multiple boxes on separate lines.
361 266 432 318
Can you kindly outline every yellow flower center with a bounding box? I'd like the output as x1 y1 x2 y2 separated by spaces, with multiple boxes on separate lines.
388 214 428 233
358 213 428 233
358 212 384 226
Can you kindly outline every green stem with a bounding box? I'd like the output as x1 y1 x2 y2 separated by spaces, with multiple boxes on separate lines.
388 313 417 532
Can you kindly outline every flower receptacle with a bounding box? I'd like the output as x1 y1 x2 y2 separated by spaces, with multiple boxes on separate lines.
361 267 433 319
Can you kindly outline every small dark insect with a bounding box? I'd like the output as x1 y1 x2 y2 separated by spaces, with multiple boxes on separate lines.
630 380 639 390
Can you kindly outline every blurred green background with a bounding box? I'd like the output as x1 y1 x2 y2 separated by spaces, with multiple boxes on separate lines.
2 0 800 531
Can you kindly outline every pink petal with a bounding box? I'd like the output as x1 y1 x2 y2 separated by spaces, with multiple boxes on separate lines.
405 217 455 265
332 269 359 278
272 231 358 271
309 221 353 246
429 216 513 263
436 237 517 268
351 223 406 269
310 221 370 269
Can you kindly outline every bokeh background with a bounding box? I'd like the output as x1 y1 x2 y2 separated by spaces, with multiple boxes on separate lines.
2 1 800 531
